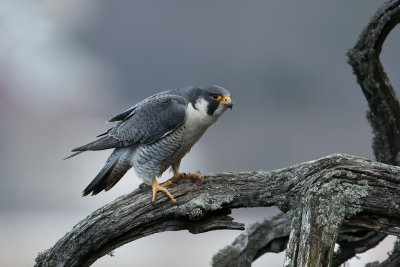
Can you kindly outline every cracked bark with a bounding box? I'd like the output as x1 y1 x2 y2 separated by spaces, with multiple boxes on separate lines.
347 0 400 166
346 0 400 265
35 154 400 267
214 0 400 265
332 229 386 266
212 212 290 267
212 218 387 267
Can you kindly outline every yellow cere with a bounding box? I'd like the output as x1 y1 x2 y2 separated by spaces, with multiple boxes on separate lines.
220 96 231 105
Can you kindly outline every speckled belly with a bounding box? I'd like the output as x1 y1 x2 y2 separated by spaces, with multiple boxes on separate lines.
131 124 206 184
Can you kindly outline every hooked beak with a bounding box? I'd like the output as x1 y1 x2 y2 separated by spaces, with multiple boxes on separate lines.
224 102 233 109
220 96 234 109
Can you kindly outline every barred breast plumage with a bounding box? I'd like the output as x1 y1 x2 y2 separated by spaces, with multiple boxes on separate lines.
131 100 213 184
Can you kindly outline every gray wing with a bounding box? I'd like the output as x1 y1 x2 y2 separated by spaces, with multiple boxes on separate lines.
109 95 188 144
107 106 136 123
71 93 187 153
105 90 177 124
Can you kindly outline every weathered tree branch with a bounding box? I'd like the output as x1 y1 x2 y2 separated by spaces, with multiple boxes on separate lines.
214 1 400 265
347 0 400 166
211 216 388 267
333 229 387 267
343 0 400 264
212 212 290 267
35 154 400 267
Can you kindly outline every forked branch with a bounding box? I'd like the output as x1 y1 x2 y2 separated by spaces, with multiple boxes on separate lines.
220 0 400 265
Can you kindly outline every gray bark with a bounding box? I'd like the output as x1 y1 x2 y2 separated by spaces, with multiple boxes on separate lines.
215 0 400 265
35 154 400 267
346 0 400 265
347 0 400 166
212 212 290 267
333 230 386 266
212 215 387 267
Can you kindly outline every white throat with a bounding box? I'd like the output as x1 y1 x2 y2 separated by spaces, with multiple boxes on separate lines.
185 98 219 132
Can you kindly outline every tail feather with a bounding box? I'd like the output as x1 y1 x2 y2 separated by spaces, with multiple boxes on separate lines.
82 149 132 196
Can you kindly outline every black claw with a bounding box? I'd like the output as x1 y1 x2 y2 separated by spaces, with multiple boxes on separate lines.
139 183 149 189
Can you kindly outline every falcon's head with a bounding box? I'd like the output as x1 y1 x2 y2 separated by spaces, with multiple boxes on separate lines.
183 85 233 119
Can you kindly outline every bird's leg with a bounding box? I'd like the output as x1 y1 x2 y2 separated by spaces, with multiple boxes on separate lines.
160 163 181 187
161 163 202 187
152 178 176 203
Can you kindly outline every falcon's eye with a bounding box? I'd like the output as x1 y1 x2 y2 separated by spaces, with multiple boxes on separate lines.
210 94 222 101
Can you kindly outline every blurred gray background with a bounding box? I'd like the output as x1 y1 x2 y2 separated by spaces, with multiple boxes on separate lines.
1 0 399 266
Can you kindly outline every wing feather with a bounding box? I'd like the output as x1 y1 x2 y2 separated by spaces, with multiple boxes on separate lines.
108 106 136 122
69 92 187 154
109 94 187 145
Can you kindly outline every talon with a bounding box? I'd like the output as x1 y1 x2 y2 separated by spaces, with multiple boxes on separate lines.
152 179 176 203
159 163 202 189
160 172 180 187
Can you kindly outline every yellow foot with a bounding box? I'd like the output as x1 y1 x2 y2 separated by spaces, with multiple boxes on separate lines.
180 173 202 180
152 179 176 203
160 175 179 187
161 172 202 187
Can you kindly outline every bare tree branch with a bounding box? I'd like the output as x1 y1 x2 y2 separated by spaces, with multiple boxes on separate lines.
347 0 400 165
212 216 388 267
333 230 387 267
212 212 290 267
214 1 400 265
35 154 400 267
339 0 400 264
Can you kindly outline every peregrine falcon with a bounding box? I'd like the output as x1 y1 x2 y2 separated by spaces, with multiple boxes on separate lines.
67 85 233 203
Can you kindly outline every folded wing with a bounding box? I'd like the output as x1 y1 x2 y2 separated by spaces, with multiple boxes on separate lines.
69 94 187 155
